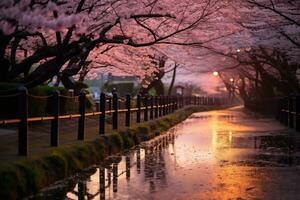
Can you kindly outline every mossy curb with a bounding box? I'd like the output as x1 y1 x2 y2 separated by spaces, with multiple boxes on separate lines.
0 105 230 199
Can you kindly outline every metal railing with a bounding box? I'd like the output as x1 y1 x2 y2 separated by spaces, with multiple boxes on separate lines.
277 96 300 132
0 87 230 156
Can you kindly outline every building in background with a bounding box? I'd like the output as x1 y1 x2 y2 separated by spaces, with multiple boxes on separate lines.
84 74 107 100
106 73 139 87
84 73 140 99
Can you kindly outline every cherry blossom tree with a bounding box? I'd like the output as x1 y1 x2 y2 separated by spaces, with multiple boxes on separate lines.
0 0 231 93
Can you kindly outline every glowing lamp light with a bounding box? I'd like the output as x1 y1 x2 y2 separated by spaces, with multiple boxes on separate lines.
213 71 219 77
230 78 234 82
236 49 241 53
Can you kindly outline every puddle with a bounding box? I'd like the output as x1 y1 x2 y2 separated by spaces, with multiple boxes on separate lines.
28 107 300 200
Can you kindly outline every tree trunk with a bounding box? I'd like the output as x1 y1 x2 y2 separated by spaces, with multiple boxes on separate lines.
167 64 177 95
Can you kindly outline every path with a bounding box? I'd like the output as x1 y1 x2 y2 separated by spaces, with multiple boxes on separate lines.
31 106 300 200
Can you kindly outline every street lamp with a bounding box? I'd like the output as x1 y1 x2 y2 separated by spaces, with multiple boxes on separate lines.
229 78 235 102
213 71 219 77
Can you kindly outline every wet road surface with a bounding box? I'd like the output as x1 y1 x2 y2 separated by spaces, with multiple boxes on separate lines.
29 106 300 200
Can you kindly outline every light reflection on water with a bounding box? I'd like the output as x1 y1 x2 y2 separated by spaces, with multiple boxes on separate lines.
30 107 300 200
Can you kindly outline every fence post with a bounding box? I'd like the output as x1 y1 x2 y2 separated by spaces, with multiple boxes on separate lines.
155 96 159 118
180 96 183 108
164 96 167 115
50 90 60 147
125 95 131 127
136 94 141 123
283 97 288 126
295 95 300 132
167 96 170 114
279 98 283 123
169 96 172 113
144 95 148 121
150 96 154 120
165 96 168 115
109 97 112 112
187 96 189 106
78 91 86 140
99 93 106 135
275 98 280 120
18 87 28 156
288 96 294 128
162 96 166 116
99 167 105 195
168 96 171 114
158 96 162 117
112 92 118 130
171 96 174 112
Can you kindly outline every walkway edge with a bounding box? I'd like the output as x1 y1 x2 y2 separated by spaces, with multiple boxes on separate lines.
0 105 230 199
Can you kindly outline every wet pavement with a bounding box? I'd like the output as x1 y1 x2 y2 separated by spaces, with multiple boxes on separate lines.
29 106 300 200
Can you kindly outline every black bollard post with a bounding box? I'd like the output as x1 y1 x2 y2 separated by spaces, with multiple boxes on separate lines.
284 97 289 126
154 96 159 118
179 96 182 108
158 96 162 117
165 96 168 114
136 94 141 123
109 97 112 112
169 96 173 113
112 92 118 130
163 96 166 115
99 167 105 198
180 96 183 108
288 96 294 128
126 156 131 180
168 96 171 113
144 95 148 121
172 96 175 112
18 87 28 156
78 180 86 200
171 96 174 113
113 164 118 192
125 94 131 127
185 96 187 106
164 96 167 115
167 96 170 113
107 167 111 185
150 96 154 120
296 95 300 132
162 96 166 116
78 91 86 140
99 93 106 135
136 148 141 174
279 98 284 124
159 96 162 116
50 90 60 147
